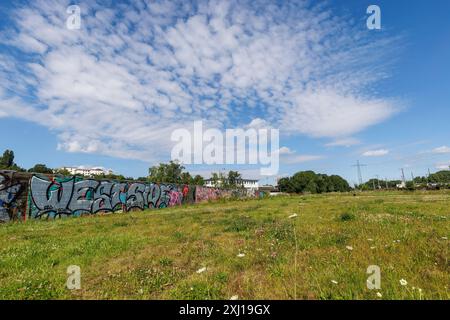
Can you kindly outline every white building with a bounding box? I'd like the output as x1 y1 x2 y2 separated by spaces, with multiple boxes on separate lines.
204 178 259 190
61 166 113 177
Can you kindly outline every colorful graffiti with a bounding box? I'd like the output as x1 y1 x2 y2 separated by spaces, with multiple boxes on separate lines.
0 173 23 222
28 175 195 219
0 171 262 222
195 186 222 202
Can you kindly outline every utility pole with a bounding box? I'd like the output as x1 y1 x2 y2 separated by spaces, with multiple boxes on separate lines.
385 178 388 189
352 160 367 187
375 175 381 189
401 168 406 184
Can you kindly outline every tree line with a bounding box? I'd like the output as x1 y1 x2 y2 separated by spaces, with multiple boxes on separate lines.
278 171 351 193
358 170 450 190
0 150 208 185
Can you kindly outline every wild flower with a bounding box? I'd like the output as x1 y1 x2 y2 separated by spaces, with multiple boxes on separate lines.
196 267 207 274
399 279 408 286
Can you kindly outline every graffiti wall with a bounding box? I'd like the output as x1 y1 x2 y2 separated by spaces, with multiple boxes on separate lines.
0 171 261 222
0 172 23 222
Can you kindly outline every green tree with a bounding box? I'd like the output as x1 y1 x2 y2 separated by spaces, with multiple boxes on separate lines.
148 161 185 184
192 175 205 186
54 168 71 176
278 171 350 194
180 172 192 184
226 170 242 188
0 150 14 168
209 172 221 187
28 164 53 174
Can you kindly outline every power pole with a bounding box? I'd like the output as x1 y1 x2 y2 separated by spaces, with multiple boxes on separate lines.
385 178 388 189
352 160 367 187
401 168 406 184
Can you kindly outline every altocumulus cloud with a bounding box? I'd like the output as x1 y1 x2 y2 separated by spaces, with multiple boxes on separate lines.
0 0 400 162
362 149 389 157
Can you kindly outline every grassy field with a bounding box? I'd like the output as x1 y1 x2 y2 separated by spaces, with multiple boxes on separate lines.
0 191 448 300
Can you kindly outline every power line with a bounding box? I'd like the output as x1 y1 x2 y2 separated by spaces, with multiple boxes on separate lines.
351 160 367 185
400 168 406 184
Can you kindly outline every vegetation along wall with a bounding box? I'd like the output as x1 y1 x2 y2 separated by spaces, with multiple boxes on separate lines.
0 171 262 222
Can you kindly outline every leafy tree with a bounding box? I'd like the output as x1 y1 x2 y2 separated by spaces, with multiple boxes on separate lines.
0 149 25 171
278 171 351 194
429 170 450 183
226 170 242 188
28 164 53 174
209 172 222 187
209 171 243 188
54 168 71 176
192 175 205 186
278 177 295 193
180 172 192 184
0 150 14 168
148 161 185 183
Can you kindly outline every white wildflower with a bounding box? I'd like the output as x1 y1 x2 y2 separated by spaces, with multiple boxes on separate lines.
237 253 245 258
289 213 298 219
196 267 207 274
331 280 338 285
399 279 408 286
376 292 382 298
346 246 353 251
230 295 239 300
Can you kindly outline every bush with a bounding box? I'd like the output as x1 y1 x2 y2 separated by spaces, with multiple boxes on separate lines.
339 212 355 221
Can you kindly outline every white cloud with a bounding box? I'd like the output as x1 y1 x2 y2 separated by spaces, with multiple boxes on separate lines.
0 0 400 163
277 146 324 164
282 154 324 164
435 161 450 170
325 137 361 147
432 146 450 154
362 149 389 157
278 147 294 155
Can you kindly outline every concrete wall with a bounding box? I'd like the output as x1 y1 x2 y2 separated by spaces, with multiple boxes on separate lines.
0 171 262 222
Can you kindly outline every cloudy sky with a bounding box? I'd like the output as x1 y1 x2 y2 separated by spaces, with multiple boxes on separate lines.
0 0 449 184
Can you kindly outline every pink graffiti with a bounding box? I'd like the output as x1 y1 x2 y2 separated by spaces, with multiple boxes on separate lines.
168 190 182 206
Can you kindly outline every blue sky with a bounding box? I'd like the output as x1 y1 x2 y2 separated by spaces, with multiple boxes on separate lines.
0 0 449 185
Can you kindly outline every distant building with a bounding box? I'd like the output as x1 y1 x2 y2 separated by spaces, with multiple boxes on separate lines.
204 178 259 190
61 166 113 177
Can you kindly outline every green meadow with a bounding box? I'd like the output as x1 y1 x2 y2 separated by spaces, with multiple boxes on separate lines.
0 191 448 300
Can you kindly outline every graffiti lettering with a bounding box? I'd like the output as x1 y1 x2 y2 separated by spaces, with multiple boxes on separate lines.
0 174 22 222
1 171 262 221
